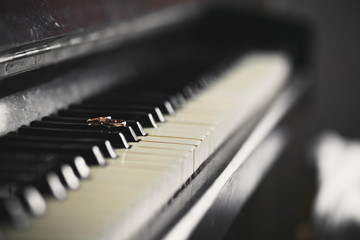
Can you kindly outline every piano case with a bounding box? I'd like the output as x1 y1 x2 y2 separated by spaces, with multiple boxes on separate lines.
0 2 312 240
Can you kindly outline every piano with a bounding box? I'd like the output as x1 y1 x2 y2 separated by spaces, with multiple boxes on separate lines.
0 1 312 239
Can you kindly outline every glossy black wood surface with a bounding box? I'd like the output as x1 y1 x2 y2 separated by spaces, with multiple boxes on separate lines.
0 0 207 52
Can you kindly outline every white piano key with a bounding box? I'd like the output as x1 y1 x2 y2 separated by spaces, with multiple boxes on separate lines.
117 152 193 181
143 129 209 168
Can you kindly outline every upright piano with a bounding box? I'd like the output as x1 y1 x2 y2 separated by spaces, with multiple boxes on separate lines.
0 1 312 239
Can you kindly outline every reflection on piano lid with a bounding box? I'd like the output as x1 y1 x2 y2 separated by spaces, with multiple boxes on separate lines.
0 0 204 80
0 3 311 240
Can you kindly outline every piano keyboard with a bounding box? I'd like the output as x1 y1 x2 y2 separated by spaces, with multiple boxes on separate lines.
0 53 290 240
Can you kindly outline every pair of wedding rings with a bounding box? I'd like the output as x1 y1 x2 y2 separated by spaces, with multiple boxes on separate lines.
87 116 126 128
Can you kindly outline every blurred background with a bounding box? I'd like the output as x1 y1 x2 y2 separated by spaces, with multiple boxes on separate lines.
271 0 360 137
230 0 360 136
224 1 360 239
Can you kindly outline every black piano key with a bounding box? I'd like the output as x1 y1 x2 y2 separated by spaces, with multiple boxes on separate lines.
182 85 196 99
42 116 89 123
197 78 211 89
0 161 55 174
174 92 187 106
18 126 129 149
0 139 107 167
0 160 79 191
70 103 165 123
70 156 91 179
126 120 147 136
111 78 194 101
30 120 138 143
0 196 30 229
56 164 80 190
42 116 147 136
85 97 175 115
139 93 184 109
0 153 90 180
57 109 158 128
97 92 184 110
0 184 46 217
2 134 118 159
140 84 195 100
0 171 67 201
